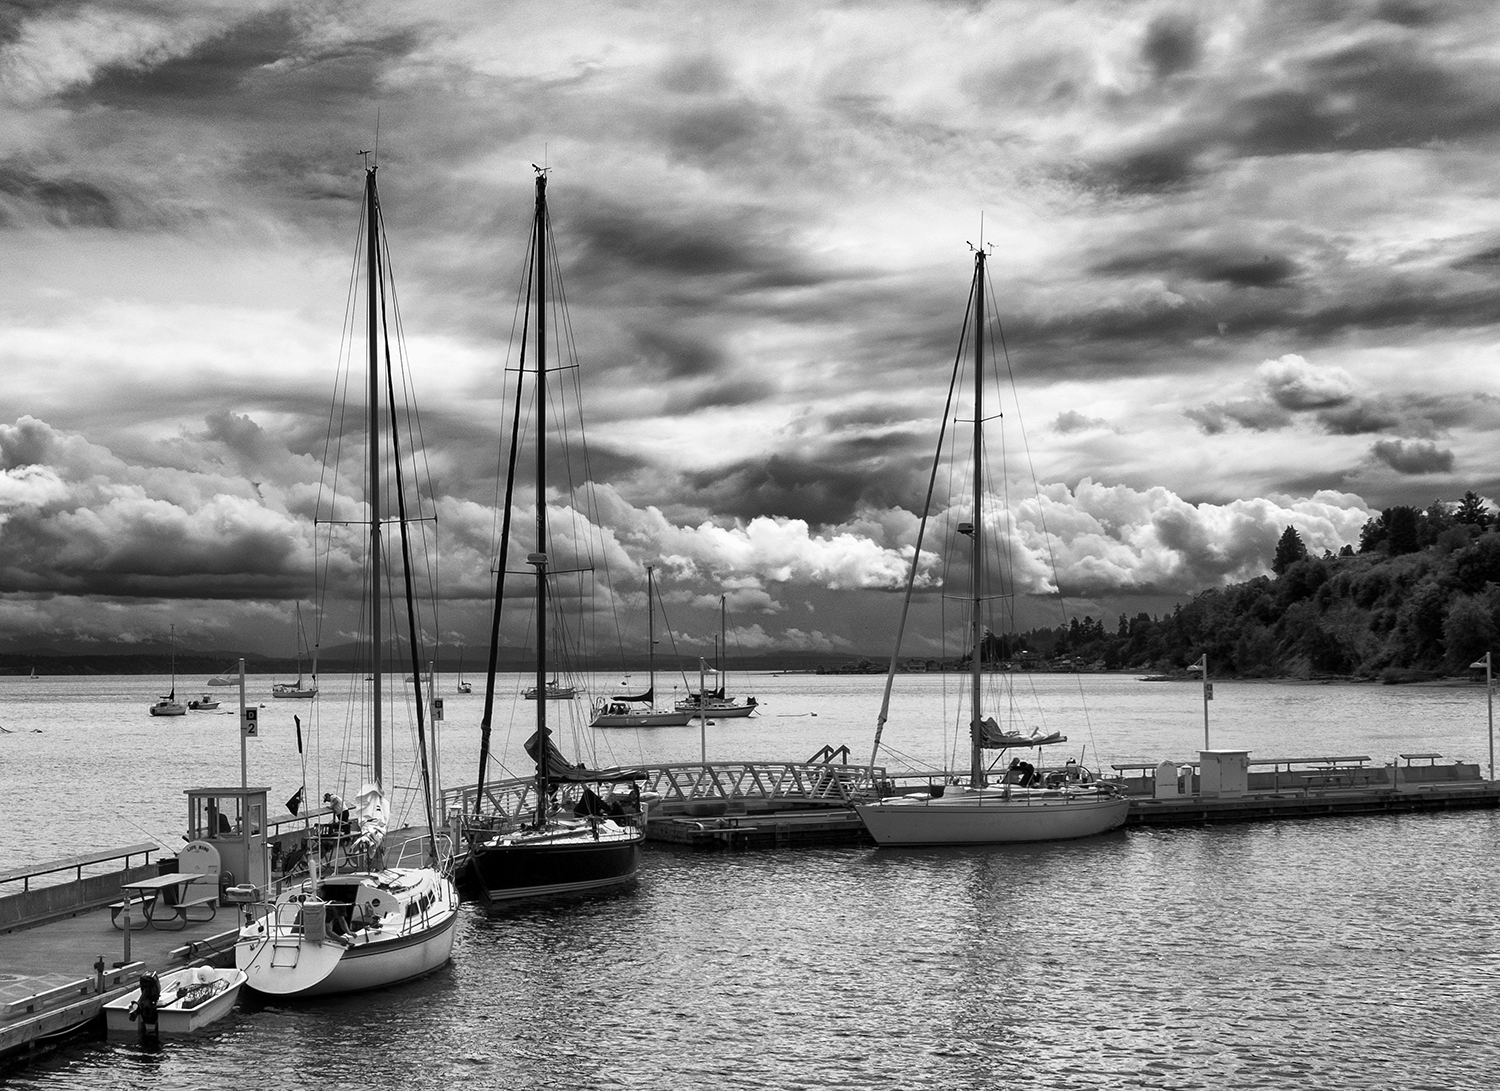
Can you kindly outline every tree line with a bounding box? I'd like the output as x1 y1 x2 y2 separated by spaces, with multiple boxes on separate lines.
1009 492 1500 680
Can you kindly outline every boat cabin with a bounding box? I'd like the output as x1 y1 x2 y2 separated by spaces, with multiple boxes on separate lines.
184 786 270 893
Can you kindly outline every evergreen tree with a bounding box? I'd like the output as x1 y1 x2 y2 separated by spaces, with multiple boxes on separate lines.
1272 525 1309 575
1455 490 1491 529
1385 506 1420 555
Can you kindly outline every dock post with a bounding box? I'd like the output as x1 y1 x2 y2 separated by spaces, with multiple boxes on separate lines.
121 903 131 963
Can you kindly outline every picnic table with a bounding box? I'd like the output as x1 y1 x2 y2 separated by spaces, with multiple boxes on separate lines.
111 873 218 931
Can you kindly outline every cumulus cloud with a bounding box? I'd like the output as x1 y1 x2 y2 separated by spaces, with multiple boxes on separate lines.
1258 354 1356 411
6 2 1500 654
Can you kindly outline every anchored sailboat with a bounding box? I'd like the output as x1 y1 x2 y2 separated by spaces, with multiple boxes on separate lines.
676 595 758 719
460 168 647 902
592 565 692 728
236 160 458 994
149 625 185 718
855 245 1128 845
272 603 318 699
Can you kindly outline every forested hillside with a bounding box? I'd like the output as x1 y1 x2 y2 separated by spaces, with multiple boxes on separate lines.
1027 492 1500 680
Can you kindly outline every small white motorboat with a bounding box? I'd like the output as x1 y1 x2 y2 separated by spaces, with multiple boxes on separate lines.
103 966 245 1036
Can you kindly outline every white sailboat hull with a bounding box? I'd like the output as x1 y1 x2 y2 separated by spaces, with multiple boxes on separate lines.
856 790 1129 845
236 869 459 997
592 707 692 728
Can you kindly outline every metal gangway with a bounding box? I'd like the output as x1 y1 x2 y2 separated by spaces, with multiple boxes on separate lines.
440 749 885 826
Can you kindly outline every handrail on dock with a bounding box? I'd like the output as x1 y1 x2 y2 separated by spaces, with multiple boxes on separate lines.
1111 755 1375 773
443 758 886 825
0 842 157 894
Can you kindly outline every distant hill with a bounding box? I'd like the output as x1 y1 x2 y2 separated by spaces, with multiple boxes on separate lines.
0 646 882 677
1030 499 1500 681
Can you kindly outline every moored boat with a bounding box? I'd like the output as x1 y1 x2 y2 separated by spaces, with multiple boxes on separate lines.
271 602 318 699
103 966 245 1036
149 625 186 717
460 168 647 902
236 158 457 995
676 594 758 718
854 244 1127 846
592 565 691 729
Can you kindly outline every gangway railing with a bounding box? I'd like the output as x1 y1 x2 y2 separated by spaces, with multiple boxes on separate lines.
442 758 886 826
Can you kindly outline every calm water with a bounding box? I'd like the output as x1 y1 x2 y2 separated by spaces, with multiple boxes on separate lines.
3 672 1499 1088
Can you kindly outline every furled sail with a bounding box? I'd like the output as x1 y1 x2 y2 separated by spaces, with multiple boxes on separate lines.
978 718 1066 751
524 731 644 783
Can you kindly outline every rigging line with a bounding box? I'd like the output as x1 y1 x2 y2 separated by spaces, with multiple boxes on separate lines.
371 210 443 656
869 270 975 771
984 262 1101 764
475 205 538 812
378 216 442 858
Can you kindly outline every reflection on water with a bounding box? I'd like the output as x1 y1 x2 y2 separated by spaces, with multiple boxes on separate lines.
4 677 1500 1088
10 813 1499 1090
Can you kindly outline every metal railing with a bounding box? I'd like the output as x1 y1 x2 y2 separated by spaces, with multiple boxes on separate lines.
442 758 886 826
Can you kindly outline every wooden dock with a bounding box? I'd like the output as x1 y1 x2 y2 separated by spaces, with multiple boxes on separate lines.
0 890 239 1064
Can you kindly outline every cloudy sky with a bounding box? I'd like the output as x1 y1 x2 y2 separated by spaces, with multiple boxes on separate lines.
3 0 1499 662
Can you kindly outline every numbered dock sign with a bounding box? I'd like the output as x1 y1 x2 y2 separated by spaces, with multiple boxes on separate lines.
1205 683 1214 700
242 706 258 737
433 698 444 722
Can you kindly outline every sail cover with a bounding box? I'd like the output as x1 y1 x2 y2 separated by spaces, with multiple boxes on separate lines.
978 718 1066 751
525 731 644 783
347 783 388 852
611 685 652 704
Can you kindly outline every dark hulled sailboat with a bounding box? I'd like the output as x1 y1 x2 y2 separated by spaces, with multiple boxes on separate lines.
460 169 646 902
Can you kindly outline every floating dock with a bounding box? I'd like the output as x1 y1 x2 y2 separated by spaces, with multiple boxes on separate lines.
638 752 1500 849
0 847 240 1065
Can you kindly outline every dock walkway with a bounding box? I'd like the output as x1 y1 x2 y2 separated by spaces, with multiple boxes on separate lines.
1 862 239 1064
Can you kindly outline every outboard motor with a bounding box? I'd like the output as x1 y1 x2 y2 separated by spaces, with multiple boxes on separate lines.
131 971 162 1039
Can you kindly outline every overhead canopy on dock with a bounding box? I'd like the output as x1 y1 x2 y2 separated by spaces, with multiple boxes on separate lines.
525 731 645 783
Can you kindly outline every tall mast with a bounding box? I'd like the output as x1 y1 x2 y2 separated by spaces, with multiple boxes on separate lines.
970 248 985 788
532 169 550 825
366 164 383 789
647 565 656 705
719 594 726 693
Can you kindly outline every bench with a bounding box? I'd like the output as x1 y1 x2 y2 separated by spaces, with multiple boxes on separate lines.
110 893 152 930
1400 752 1443 766
150 889 219 930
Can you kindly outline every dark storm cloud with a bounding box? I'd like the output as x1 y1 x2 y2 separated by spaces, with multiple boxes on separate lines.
687 424 930 524
1093 246 1299 289
688 455 872 525
1371 438 1453 474
565 195 821 292
1141 12 1200 81
73 9 302 106
0 166 119 228
1084 146 1202 195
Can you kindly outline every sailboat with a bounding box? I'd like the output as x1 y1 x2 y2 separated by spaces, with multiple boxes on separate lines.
460 168 647 902
149 625 186 717
271 603 318 699
676 595 758 718
592 565 692 728
854 245 1129 845
456 647 472 694
236 159 458 994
